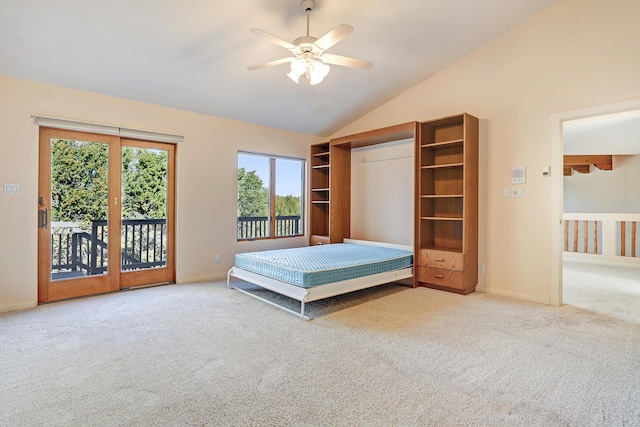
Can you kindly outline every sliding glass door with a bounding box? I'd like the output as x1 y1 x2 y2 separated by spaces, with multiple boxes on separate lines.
38 128 175 302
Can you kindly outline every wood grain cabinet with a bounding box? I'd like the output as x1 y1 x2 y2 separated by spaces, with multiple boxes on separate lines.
308 115 479 295
309 142 331 244
415 113 479 294
309 141 351 245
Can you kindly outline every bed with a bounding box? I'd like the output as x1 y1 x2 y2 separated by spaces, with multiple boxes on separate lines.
226 239 413 320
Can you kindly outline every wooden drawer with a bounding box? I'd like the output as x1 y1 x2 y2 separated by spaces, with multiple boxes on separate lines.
417 266 464 290
310 235 330 246
418 249 463 271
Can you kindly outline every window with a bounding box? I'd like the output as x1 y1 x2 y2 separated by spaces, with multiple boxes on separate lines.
237 152 305 240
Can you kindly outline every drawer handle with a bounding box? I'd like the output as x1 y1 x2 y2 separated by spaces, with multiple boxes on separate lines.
434 258 445 262
435 274 444 279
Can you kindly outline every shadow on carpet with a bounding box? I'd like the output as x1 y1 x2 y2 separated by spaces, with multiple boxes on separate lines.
229 280 410 319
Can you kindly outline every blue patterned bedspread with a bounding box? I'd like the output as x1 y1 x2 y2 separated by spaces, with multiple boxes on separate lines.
234 243 413 288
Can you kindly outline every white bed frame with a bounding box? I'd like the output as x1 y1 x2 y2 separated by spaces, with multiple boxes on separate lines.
226 239 414 320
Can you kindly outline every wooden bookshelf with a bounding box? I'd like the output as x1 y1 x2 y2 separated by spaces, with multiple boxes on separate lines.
414 113 479 294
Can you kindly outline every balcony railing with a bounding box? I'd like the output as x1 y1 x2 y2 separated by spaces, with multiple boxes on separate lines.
563 213 640 266
51 219 166 279
237 215 302 239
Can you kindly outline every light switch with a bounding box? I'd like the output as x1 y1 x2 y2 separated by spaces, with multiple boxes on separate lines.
511 187 524 198
3 183 19 195
503 187 510 198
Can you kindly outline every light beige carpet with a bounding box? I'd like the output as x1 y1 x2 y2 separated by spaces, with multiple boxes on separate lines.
1 280 639 426
563 261 640 324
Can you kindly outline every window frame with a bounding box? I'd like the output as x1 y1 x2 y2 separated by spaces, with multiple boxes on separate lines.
237 151 306 241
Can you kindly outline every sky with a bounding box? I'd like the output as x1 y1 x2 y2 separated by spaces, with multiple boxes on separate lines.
238 153 304 197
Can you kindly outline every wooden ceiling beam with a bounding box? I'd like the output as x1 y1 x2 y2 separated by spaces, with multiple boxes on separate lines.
563 155 613 171
570 165 591 174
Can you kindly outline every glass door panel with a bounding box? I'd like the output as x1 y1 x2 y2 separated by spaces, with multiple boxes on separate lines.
121 145 168 272
119 140 174 288
38 128 119 302
50 138 110 280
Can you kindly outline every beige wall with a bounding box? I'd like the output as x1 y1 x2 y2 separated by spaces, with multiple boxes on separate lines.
564 155 640 213
331 0 640 303
0 75 321 311
350 139 414 246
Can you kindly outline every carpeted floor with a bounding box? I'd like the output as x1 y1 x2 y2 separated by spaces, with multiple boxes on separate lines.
1 280 639 426
563 261 640 324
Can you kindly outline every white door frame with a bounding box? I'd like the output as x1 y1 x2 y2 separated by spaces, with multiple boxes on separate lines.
549 97 640 306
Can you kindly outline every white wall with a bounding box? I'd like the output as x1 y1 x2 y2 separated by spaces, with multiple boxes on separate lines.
331 0 640 303
350 139 414 246
0 75 322 311
564 155 640 213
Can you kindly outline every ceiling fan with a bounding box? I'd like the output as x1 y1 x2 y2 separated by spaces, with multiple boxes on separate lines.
247 0 372 85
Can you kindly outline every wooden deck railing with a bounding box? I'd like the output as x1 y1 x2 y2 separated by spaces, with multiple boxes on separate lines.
51 219 166 278
563 219 602 255
237 215 302 239
619 220 638 257
563 213 640 265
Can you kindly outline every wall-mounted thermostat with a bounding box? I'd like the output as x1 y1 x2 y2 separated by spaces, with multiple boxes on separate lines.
511 166 526 184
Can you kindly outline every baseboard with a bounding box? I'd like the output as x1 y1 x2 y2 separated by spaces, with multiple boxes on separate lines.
1 301 37 313
176 272 229 285
475 286 550 305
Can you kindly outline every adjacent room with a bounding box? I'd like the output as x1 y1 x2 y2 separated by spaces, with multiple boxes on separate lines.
1 0 639 425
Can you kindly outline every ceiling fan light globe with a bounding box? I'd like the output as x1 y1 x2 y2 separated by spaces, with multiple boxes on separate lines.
315 61 330 79
287 71 301 84
308 68 325 85
291 58 307 75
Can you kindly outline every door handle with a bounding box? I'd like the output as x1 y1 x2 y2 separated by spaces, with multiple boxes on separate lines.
39 208 48 229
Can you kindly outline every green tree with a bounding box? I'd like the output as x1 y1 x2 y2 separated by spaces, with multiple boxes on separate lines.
276 195 301 216
237 167 268 217
122 147 168 219
51 139 109 223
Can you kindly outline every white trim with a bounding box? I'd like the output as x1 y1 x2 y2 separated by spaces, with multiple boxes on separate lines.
33 115 184 143
1 301 37 313
475 286 550 305
549 97 640 307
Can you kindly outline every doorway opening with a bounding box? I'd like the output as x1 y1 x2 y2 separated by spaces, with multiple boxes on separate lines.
550 99 640 320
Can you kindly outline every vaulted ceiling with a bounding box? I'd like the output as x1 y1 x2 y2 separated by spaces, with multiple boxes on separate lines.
0 0 559 136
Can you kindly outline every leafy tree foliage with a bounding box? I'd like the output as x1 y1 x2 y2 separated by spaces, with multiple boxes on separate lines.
122 147 168 219
51 141 168 224
237 167 269 217
276 195 301 216
51 139 109 222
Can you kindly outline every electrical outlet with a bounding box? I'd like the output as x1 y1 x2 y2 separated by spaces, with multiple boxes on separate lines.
478 264 485 273
215 254 221 263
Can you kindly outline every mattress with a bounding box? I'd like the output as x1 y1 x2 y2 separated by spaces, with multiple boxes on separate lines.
234 243 413 288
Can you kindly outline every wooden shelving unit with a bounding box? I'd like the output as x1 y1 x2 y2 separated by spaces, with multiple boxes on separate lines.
310 142 331 245
415 113 479 294
308 115 479 296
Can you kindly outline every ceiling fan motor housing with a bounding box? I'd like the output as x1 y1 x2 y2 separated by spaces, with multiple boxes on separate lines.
300 0 315 12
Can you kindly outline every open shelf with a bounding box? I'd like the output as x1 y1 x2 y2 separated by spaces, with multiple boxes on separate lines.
415 113 478 294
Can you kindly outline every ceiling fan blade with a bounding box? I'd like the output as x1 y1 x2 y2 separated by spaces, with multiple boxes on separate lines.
250 28 296 50
321 53 373 69
247 57 295 71
314 24 353 51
